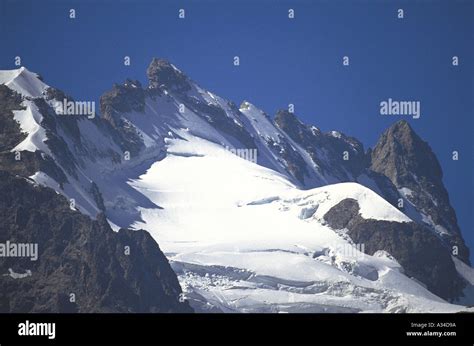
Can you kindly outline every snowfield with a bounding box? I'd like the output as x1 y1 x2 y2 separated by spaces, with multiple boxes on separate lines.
130 132 466 313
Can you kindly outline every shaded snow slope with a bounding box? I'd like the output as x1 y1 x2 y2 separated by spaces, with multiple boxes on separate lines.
453 257 474 306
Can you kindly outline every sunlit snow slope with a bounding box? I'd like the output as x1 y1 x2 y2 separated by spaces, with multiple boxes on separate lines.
130 131 465 313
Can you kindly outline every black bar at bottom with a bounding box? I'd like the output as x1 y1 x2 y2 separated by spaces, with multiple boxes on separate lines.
0 313 473 345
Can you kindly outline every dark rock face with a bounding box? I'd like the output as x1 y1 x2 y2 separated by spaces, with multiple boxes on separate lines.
44 86 73 104
274 110 368 183
370 120 470 263
99 81 146 157
34 99 81 179
0 85 26 151
100 80 146 127
323 198 465 300
371 121 440 186
90 181 106 212
266 135 309 183
0 171 192 313
0 151 68 187
36 97 82 145
323 198 360 229
147 58 191 92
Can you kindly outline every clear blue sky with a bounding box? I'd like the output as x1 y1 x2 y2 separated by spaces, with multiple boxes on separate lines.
2 0 473 261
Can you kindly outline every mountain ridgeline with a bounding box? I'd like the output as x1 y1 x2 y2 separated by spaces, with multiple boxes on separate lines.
0 58 471 310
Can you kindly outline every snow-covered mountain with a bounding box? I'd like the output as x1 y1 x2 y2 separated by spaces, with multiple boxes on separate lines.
0 59 473 312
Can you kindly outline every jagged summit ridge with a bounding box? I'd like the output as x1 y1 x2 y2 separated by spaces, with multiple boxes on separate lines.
146 58 191 92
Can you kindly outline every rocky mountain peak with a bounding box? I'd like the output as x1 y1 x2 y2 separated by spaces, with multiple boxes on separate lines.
146 58 191 92
371 120 469 263
274 109 302 133
385 120 420 148
100 80 146 126
371 120 442 186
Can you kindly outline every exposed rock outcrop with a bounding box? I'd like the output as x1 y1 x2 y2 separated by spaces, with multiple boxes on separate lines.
370 120 470 263
147 58 191 92
324 198 465 300
0 171 192 313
